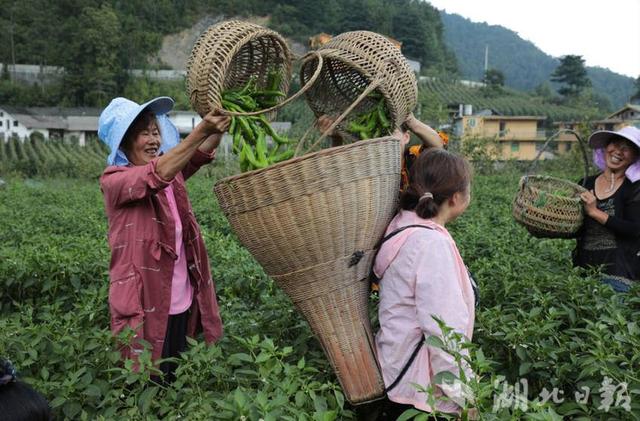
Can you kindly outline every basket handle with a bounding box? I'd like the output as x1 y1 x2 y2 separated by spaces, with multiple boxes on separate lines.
295 74 386 156
525 129 589 187
219 51 324 117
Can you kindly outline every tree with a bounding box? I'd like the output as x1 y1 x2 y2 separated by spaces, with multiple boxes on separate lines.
533 81 556 100
480 68 504 97
62 4 122 107
551 55 591 97
483 68 504 87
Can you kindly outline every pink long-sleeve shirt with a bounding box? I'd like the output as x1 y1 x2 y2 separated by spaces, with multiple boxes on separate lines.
374 210 475 414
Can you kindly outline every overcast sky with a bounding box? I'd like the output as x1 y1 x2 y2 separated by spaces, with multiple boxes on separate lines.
427 0 640 79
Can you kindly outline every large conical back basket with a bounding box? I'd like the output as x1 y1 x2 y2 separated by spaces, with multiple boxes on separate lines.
300 31 418 137
186 20 292 117
214 137 401 404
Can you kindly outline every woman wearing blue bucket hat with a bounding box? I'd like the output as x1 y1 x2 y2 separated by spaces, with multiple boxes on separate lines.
98 96 230 380
573 126 640 293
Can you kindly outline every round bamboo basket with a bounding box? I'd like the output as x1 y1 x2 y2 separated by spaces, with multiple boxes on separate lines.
186 20 292 117
214 137 401 404
512 129 589 238
513 175 587 238
299 31 417 137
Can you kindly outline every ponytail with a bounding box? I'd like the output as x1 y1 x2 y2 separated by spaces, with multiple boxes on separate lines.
400 149 471 218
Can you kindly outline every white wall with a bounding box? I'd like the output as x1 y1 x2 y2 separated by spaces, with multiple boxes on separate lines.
0 108 31 141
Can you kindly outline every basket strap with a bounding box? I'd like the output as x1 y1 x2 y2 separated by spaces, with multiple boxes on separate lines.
384 338 424 394
297 74 385 156
369 224 433 286
525 129 589 187
219 51 324 117
370 224 431 394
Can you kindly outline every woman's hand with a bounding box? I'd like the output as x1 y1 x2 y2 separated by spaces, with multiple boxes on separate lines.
156 110 229 181
316 115 344 147
580 190 609 225
316 115 337 136
195 110 231 139
580 190 598 216
402 113 443 149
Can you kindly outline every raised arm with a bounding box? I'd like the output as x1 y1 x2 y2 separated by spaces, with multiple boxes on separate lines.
404 113 443 149
155 111 229 181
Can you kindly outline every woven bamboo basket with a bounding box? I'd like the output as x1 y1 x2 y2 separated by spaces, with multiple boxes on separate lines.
214 137 401 404
186 20 292 117
299 31 418 138
513 175 587 238
512 129 589 238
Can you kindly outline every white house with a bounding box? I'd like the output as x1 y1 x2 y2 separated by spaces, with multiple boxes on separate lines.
0 106 101 145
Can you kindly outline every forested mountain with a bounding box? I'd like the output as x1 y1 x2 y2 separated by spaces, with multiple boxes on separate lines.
1 0 634 111
0 0 455 107
440 12 635 108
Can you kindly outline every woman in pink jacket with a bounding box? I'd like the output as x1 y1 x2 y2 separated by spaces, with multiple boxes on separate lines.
98 96 229 381
373 149 476 419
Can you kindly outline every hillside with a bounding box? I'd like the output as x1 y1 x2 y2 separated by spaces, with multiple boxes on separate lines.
419 78 597 122
0 0 455 108
440 12 635 108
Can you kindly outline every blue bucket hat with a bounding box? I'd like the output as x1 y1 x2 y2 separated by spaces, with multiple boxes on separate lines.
98 97 179 166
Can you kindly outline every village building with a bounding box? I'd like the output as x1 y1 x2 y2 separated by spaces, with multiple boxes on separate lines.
554 103 640 145
0 106 101 145
454 109 576 160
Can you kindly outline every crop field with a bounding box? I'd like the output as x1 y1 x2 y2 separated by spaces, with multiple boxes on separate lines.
0 144 639 420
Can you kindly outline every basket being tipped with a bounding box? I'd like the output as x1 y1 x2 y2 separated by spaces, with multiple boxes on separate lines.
186 20 292 117
513 175 588 238
300 31 418 139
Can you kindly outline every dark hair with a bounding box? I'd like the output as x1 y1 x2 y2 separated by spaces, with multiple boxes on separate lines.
0 360 51 420
400 148 472 219
121 111 158 152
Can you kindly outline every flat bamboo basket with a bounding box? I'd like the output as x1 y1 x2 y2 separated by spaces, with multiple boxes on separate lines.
214 137 401 404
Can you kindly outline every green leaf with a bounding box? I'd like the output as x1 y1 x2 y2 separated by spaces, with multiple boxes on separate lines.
334 390 345 409
137 386 158 414
50 396 66 408
396 408 423 421
83 384 102 398
295 391 307 407
322 410 337 421
519 362 532 376
234 388 247 409
63 402 82 419
425 335 444 349
516 346 527 361
433 370 456 385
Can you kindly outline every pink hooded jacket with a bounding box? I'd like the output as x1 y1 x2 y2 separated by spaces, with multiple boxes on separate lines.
374 210 475 414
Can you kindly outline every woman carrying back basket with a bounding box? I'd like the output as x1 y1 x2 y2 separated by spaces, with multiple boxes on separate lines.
573 126 640 292
371 149 478 420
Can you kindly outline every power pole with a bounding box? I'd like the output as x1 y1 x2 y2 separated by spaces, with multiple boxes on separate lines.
484 44 489 72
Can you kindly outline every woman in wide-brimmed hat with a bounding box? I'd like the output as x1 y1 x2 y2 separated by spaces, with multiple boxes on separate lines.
573 126 640 292
98 96 230 380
